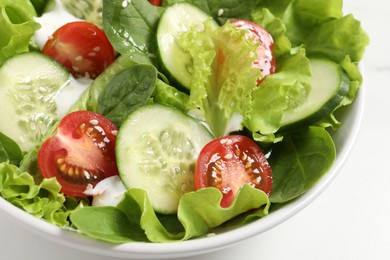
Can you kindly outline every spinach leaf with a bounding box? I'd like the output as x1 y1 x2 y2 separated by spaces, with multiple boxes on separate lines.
102 0 164 65
97 64 157 127
0 132 23 165
268 126 336 203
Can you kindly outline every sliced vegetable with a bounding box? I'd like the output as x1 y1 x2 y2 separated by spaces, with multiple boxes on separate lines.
116 104 214 214
149 0 162 6
42 21 115 79
0 52 70 152
156 2 218 89
194 135 272 207
280 58 350 129
60 0 103 27
38 110 119 197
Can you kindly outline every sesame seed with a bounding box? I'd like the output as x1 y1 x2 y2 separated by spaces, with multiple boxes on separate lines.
75 55 83 61
224 153 233 159
89 119 99 125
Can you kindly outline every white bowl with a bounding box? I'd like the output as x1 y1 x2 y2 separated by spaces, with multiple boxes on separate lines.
0 84 365 259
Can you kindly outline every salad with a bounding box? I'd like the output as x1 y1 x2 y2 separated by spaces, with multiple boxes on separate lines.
0 0 368 243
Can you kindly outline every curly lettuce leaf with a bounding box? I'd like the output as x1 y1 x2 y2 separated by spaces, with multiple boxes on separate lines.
0 0 40 65
180 20 262 137
0 162 84 226
245 48 311 143
70 185 270 243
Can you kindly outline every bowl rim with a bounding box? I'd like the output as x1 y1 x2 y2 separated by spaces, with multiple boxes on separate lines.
0 83 365 259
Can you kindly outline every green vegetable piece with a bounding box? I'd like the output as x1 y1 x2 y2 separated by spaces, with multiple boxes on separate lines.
181 20 262 137
0 132 23 165
60 0 103 27
70 206 148 243
0 0 40 65
70 185 270 243
0 162 84 227
152 79 189 111
69 54 137 112
268 126 336 203
97 64 158 127
305 14 370 63
103 0 164 64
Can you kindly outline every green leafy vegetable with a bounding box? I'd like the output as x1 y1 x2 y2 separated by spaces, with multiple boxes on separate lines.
102 0 164 65
97 64 158 127
0 132 23 165
180 20 261 137
70 185 270 243
268 126 336 203
164 0 258 24
70 54 136 112
0 162 85 226
152 79 189 111
0 0 40 65
245 48 311 142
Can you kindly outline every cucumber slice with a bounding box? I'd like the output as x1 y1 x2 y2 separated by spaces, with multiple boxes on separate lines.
156 3 217 90
280 58 350 129
116 104 213 214
0 52 70 152
60 0 103 27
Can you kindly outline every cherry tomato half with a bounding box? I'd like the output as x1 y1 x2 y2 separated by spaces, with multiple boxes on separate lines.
38 111 119 197
42 21 115 79
194 135 272 208
231 20 276 84
148 0 162 6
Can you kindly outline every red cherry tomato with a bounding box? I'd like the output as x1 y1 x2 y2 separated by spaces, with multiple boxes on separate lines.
38 111 119 197
194 135 272 208
42 21 115 79
148 0 162 6
231 20 276 84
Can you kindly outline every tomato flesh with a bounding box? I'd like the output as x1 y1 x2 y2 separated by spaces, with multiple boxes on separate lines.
42 21 115 79
38 111 119 197
194 135 272 208
231 20 276 84
148 0 162 6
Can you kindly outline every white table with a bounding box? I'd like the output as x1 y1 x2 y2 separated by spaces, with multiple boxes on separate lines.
1 0 389 259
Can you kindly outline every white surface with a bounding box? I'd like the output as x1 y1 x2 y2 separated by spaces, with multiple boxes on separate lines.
1 0 388 259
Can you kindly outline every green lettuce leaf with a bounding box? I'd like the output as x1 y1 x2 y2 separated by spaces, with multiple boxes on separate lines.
180 20 262 137
70 185 270 243
152 79 189 111
245 48 311 143
0 162 84 226
0 0 40 65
